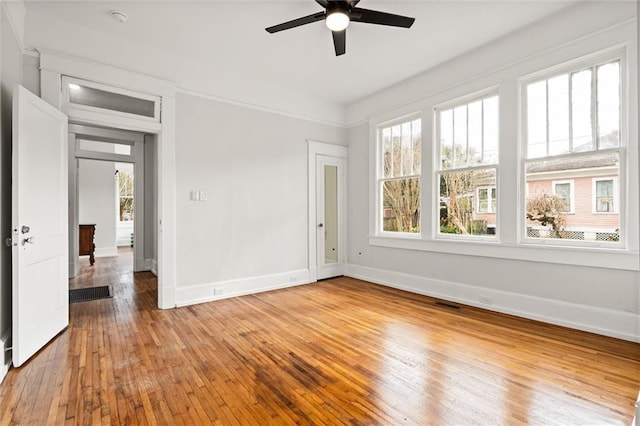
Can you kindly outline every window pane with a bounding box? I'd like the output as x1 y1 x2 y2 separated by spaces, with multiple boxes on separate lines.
483 96 499 164
382 177 420 233
412 120 422 174
440 109 454 170
571 70 593 152
527 81 547 158
525 151 619 242
468 100 482 165
597 61 620 148
454 105 468 167
401 122 412 175
439 168 496 236
68 84 155 118
548 74 570 156
382 127 392 178
78 139 131 155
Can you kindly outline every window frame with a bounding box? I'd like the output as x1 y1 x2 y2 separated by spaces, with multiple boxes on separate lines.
375 114 422 237
434 89 500 240
592 177 618 214
520 48 626 249
367 44 637 271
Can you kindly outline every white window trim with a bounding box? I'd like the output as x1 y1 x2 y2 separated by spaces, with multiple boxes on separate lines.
375 115 422 236
434 89 500 239
62 75 162 125
520 47 627 250
592 177 618 214
366 41 638 272
551 179 575 214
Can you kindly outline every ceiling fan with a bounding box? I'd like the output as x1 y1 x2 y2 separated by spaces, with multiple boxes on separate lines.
265 0 415 56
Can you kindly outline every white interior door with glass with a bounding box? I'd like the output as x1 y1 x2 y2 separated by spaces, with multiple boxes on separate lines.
12 86 69 367
316 155 346 280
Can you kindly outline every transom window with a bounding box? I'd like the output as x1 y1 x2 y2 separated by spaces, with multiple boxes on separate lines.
378 118 421 233
524 55 622 244
437 93 499 237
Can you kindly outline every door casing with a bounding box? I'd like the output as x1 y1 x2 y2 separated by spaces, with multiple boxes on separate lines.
307 141 348 281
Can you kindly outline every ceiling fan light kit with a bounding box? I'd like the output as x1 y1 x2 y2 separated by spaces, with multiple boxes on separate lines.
326 10 350 31
266 0 415 56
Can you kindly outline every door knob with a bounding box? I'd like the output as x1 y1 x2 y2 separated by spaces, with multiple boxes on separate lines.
21 225 30 234
22 237 35 245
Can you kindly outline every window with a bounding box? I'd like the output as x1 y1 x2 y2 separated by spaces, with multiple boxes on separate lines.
378 118 421 233
437 93 499 237
524 56 622 244
477 187 496 213
594 178 616 213
552 180 574 213
117 170 134 222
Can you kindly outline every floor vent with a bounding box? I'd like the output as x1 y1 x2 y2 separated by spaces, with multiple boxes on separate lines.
434 301 462 310
69 286 113 303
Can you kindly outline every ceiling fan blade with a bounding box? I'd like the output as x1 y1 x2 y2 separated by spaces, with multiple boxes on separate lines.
350 7 415 28
332 30 346 56
265 11 325 33
315 0 330 7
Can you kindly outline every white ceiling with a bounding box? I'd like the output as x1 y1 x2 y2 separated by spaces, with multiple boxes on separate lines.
23 1 582 123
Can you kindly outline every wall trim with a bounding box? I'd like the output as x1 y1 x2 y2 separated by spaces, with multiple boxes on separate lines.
346 264 640 343
0 327 11 384
148 259 157 276
94 247 118 258
175 269 311 308
176 87 348 129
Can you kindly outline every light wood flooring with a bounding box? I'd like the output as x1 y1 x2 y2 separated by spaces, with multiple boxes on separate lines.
1 251 639 425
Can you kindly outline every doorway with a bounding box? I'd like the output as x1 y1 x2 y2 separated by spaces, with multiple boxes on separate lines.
68 125 158 285
308 141 348 281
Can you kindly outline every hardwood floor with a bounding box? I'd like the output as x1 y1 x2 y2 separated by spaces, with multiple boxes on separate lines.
1 254 639 425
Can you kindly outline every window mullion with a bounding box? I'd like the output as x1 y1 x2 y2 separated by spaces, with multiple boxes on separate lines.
568 72 574 152
592 65 599 150
545 80 550 156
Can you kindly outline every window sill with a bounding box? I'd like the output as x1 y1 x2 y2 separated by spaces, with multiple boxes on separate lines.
368 235 639 271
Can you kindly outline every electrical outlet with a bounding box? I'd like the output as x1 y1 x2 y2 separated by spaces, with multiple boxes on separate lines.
479 295 493 305
213 288 223 296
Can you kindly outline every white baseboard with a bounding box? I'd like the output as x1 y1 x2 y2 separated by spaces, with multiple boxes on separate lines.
144 258 157 275
94 247 118 258
346 264 640 343
176 269 311 307
0 328 11 384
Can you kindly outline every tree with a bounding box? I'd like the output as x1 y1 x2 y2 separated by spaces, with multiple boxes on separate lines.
383 178 420 232
526 193 567 238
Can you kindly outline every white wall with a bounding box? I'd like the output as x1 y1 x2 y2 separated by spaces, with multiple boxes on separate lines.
346 2 640 342
0 2 25 382
174 92 346 305
78 159 117 257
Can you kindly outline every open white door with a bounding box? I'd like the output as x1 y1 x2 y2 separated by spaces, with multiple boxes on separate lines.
12 86 69 367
